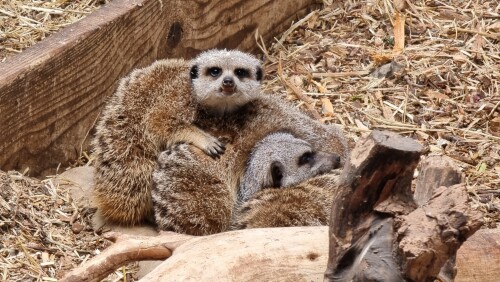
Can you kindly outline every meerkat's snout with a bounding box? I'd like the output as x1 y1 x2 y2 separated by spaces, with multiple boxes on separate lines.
221 76 236 95
313 151 341 174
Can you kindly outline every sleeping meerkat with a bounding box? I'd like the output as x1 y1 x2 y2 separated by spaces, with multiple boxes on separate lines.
152 94 349 236
238 132 341 202
152 132 341 235
92 49 263 225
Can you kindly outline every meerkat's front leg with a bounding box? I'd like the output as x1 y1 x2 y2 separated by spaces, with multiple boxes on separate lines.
146 107 226 158
172 125 226 158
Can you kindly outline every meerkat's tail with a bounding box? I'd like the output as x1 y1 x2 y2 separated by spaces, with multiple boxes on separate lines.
93 160 155 226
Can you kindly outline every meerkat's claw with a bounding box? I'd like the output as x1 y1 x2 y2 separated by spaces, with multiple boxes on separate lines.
201 137 226 159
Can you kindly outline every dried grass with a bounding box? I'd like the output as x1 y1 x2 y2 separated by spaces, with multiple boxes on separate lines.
0 170 109 281
0 170 140 281
258 0 500 227
0 0 109 62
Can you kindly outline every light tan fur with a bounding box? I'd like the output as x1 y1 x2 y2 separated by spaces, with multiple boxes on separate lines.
92 49 263 225
152 133 341 235
232 173 340 229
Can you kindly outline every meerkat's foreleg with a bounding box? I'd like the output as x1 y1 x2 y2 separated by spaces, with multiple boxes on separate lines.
170 125 226 158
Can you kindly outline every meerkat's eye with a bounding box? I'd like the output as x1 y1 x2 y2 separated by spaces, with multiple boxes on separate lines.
207 67 222 77
256 67 263 81
271 162 284 187
235 68 250 79
298 151 315 166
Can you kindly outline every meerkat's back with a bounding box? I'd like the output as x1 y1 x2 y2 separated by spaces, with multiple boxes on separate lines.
93 59 194 225
232 173 339 229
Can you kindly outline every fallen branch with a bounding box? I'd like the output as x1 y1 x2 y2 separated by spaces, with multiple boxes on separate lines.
60 231 191 282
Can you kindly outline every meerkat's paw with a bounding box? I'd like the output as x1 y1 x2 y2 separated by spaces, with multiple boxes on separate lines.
198 134 226 159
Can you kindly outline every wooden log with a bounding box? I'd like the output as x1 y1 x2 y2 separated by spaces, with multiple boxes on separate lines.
0 0 319 175
138 227 330 281
60 227 330 281
324 130 483 281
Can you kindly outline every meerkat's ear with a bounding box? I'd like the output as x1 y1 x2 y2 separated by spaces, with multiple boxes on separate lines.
190 65 199 79
270 161 284 187
256 67 263 81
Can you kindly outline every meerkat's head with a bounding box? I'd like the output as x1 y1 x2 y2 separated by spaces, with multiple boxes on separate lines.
189 49 263 113
239 132 341 202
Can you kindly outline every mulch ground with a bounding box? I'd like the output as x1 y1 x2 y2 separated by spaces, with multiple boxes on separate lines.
1 0 498 281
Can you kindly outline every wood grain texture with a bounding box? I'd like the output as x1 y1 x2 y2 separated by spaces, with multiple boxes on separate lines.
0 0 318 175
140 226 329 281
456 228 500 282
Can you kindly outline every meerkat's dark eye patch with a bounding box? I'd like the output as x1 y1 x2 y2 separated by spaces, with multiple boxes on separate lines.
256 67 263 81
190 65 199 79
235 68 250 79
270 161 284 187
207 67 222 77
298 151 315 166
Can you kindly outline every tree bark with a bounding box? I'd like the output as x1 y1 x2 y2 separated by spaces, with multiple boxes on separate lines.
324 131 483 281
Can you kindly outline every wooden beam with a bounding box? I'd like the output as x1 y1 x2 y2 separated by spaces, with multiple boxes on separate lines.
0 0 318 175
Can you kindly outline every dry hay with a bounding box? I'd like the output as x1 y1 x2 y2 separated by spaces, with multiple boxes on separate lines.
258 0 500 227
0 170 141 281
0 0 109 62
0 171 102 281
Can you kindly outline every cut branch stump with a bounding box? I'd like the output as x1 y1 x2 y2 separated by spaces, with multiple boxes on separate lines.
325 131 483 281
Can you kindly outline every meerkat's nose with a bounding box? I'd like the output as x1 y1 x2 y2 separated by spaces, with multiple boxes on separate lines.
222 77 235 88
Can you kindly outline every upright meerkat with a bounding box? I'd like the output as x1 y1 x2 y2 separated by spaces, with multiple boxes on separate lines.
93 49 263 225
238 132 340 202
152 132 341 235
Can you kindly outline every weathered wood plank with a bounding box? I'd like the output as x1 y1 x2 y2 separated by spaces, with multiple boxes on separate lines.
0 0 318 175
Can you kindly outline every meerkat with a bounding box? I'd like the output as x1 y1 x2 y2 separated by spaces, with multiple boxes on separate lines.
92 49 263 225
232 173 340 230
238 132 341 202
151 91 349 235
152 132 341 235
